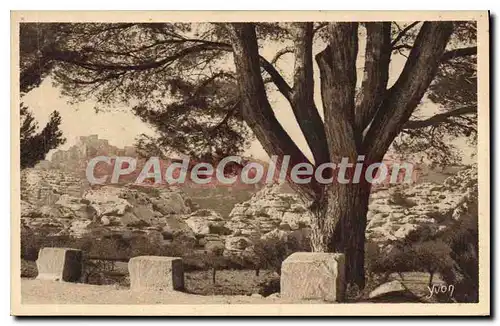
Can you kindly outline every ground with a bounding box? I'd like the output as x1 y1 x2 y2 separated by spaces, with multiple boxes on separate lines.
185 269 277 296
20 279 321 304
20 271 441 304
22 258 442 303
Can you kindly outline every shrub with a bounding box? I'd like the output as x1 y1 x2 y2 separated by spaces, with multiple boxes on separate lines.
252 236 290 275
439 200 478 302
412 240 454 286
21 228 40 261
208 224 232 235
251 230 311 275
21 259 38 278
257 276 280 297
367 239 454 288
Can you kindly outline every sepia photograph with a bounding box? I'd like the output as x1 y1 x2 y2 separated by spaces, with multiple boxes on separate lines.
10 11 490 316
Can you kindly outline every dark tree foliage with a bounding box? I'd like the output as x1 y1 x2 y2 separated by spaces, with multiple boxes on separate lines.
440 200 479 302
20 23 67 168
20 104 66 169
392 22 477 165
20 23 73 94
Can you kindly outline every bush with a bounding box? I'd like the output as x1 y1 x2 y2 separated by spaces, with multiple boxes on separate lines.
252 236 290 275
367 239 454 288
440 200 479 302
257 276 280 297
251 229 311 275
21 259 38 278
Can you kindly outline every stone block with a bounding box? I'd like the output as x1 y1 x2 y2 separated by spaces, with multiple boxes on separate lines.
281 252 345 302
128 256 184 291
36 247 83 282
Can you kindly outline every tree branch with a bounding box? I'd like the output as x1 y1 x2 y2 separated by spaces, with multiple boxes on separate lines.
316 23 359 160
403 105 476 129
355 22 391 135
364 21 454 162
49 37 294 105
227 23 320 200
441 46 477 63
391 22 420 47
289 23 330 166
271 46 294 64
313 22 328 35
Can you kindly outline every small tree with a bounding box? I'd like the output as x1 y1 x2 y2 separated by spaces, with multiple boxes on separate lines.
205 242 226 284
252 235 290 276
412 240 454 287
20 104 66 169
440 197 479 302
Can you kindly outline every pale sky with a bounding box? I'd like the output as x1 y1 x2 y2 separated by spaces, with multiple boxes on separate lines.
21 27 476 164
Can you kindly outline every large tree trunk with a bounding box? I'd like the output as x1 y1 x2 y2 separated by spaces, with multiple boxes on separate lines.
310 182 372 289
228 21 454 292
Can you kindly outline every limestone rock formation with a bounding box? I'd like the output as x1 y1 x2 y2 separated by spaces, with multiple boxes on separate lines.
21 168 87 206
183 209 227 236
226 183 311 238
225 165 477 248
366 164 477 243
368 280 408 299
21 182 194 241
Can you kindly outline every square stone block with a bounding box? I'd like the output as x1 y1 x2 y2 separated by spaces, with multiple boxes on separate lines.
281 252 345 302
128 256 184 291
36 247 83 282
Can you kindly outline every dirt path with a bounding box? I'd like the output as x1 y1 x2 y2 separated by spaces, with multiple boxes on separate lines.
21 279 317 305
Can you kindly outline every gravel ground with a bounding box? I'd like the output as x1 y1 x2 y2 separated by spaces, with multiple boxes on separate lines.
21 279 318 305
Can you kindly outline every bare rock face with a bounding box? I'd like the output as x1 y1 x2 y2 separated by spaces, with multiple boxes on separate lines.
226 184 311 238
184 209 227 236
366 164 478 244
225 165 477 247
21 181 194 242
281 252 345 302
36 247 83 282
21 168 87 207
225 235 253 252
128 256 184 291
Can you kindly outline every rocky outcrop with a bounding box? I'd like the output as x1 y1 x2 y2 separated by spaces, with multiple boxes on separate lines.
21 184 194 240
50 135 137 173
366 164 477 243
224 165 478 251
21 168 87 206
368 280 408 299
226 184 311 238
183 209 227 236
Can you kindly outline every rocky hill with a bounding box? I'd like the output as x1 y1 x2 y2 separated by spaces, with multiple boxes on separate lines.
20 134 477 257
223 164 478 252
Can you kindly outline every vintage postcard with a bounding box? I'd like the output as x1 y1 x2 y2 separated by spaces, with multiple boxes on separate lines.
11 11 490 316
